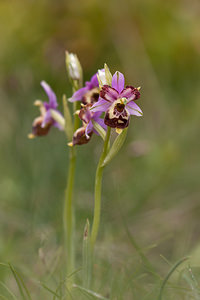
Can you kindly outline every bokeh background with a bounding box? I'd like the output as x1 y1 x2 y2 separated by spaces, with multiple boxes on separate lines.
1 0 200 298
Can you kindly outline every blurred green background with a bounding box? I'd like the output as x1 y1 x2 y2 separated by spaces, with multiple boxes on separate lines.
1 0 200 298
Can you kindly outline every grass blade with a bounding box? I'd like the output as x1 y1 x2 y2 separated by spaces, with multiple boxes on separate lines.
53 269 82 300
40 282 60 299
158 257 189 300
8 264 26 300
0 281 17 300
73 284 109 300
10 266 32 300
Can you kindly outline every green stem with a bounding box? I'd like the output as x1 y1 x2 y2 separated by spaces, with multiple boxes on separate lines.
63 145 76 275
63 95 80 276
90 126 111 252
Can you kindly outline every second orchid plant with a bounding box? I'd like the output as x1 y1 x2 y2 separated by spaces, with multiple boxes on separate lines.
29 52 143 292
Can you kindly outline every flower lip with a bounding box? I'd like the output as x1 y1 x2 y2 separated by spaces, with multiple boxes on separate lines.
82 87 100 105
32 116 53 137
104 98 130 129
116 102 125 112
72 127 93 146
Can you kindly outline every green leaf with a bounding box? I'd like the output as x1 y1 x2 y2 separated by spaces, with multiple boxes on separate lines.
63 95 74 141
101 128 128 167
82 219 92 289
92 120 106 141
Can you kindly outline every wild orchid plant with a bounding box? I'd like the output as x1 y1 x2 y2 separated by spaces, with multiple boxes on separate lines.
29 52 142 293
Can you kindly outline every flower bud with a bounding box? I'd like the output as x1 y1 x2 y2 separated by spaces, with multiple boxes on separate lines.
65 51 83 83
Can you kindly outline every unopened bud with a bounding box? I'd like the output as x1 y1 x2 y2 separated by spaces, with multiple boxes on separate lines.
65 51 83 82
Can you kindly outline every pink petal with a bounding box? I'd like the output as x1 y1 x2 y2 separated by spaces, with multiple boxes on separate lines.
120 86 140 102
112 71 125 93
90 98 111 112
126 101 143 116
100 85 118 102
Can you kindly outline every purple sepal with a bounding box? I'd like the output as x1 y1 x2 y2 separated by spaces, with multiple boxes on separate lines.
68 87 88 102
41 81 58 108
112 71 125 93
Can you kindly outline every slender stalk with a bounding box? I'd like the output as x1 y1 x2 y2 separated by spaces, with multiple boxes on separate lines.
63 88 80 276
63 145 76 275
90 126 111 252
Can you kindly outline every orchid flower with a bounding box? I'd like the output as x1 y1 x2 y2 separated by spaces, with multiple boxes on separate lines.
68 72 103 105
91 71 143 130
28 81 64 138
70 104 106 146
